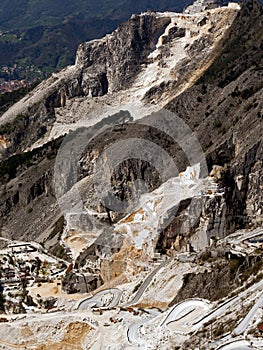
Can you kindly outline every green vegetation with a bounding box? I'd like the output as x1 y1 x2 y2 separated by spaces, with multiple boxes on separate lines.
0 33 19 43
0 82 39 117
0 135 64 181
0 0 189 76
0 0 188 31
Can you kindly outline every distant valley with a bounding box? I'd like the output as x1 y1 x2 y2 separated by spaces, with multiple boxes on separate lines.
0 0 191 82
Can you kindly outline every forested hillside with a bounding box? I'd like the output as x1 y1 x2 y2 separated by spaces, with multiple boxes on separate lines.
0 0 189 78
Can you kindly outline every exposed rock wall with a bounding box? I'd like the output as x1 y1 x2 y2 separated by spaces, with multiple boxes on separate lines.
169 254 263 305
75 14 171 92
0 14 171 158
246 160 263 225
156 194 227 253
0 5 240 158
0 2 261 262
62 271 103 294
0 141 60 242
156 1 263 252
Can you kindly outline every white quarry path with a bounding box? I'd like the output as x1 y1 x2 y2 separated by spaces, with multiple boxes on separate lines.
127 298 211 345
216 340 255 350
160 299 210 328
226 228 263 246
59 163 215 262
127 318 154 345
127 276 263 346
233 293 263 336
193 278 263 330
124 257 173 307
77 257 172 310
2 229 263 349
77 288 123 310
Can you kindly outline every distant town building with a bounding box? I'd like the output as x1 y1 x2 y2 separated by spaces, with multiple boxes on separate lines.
0 79 29 94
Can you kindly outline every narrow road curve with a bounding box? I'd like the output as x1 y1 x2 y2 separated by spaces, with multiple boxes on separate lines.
124 257 173 307
126 278 263 345
127 318 153 345
233 293 263 336
216 339 255 350
160 299 210 327
77 258 172 311
78 288 122 310
127 299 210 345
194 278 263 330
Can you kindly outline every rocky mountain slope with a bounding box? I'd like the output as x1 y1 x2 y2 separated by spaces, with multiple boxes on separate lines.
0 1 262 349
0 2 244 243
0 0 190 76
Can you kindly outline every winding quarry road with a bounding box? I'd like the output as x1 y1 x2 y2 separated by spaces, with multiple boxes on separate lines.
216 340 255 350
127 276 263 345
161 299 210 330
124 257 172 307
233 293 263 336
78 288 123 309
77 258 172 311
127 318 153 345
75 252 263 349
127 298 211 345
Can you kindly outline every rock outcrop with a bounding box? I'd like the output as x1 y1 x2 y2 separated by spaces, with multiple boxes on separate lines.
62 271 103 294
0 5 240 155
0 1 261 276
76 14 171 93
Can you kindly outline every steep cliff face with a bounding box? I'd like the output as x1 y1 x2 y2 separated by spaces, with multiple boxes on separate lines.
161 0 263 248
0 5 240 156
0 1 261 263
156 194 227 253
0 138 62 241
246 159 263 225
75 14 171 92
0 14 170 158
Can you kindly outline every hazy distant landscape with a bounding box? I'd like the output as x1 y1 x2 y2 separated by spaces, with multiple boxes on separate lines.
0 0 190 80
